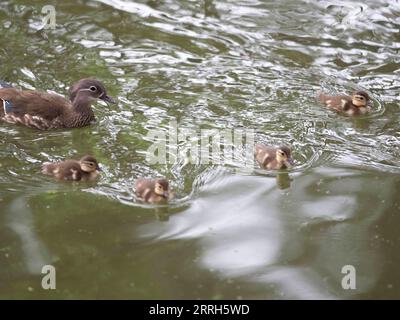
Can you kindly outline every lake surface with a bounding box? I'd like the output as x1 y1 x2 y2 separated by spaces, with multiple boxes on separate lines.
0 0 399 299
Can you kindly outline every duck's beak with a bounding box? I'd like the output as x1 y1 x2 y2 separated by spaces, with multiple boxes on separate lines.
97 165 102 172
163 191 169 199
101 95 116 104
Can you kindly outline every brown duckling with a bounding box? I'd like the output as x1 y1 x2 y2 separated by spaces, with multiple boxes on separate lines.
135 178 171 204
42 155 101 181
318 90 371 115
0 79 115 130
255 144 294 170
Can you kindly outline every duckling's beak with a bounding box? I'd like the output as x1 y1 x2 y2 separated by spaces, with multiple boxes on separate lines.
101 95 116 104
163 191 169 199
286 158 295 167
97 165 102 172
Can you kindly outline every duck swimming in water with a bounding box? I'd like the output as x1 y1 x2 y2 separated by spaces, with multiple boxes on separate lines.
255 144 294 170
0 79 115 130
317 90 371 116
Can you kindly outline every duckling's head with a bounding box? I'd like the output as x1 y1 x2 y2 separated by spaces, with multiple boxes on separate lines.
80 156 101 173
69 79 116 104
154 178 169 199
351 91 369 107
276 146 294 168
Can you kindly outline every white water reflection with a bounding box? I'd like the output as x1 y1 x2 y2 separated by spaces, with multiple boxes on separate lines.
94 0 166 18
6 195 51 274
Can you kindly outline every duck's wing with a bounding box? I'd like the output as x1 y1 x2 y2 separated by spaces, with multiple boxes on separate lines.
317 91 330 103
255 144 275 166
135 179 154 200
0 88 70 120
42 162 58 175
317 92 352 111
56 161 83 181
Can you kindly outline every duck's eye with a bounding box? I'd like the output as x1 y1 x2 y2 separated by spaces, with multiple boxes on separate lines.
89 86 97 92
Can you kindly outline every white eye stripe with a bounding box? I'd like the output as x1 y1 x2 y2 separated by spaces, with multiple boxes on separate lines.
79 87 100 93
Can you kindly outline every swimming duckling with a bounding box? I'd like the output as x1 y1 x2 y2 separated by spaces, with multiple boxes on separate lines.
42 155 101 181
255 144 294 170
318 90 371 115
135 178 170 204
0 79 115 130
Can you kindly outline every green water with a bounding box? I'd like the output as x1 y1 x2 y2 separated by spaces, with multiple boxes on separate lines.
0 0 400 299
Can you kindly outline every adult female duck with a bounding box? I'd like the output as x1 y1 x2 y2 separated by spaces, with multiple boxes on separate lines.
0 79 115 130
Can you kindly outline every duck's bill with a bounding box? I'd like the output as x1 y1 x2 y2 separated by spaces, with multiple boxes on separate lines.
101 95 116 104
163 191 169 199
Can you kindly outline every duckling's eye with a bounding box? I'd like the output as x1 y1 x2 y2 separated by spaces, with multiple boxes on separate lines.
89 86 97 92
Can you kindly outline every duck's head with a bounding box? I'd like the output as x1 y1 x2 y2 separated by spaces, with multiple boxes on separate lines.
154 178 169 199
69 79 116 104
351 91 369 107
276 146 294 168
80 155 101 173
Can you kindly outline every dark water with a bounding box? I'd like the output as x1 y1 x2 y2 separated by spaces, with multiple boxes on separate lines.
0 0 400 299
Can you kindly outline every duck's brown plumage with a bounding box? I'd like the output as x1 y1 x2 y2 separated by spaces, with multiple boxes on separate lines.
42 155 101 182
135 178 170 204
0 79 115 130
255 144 294 170
317 90 371 116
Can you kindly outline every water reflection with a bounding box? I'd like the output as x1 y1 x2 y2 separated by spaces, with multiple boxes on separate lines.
276 172 292 190
6 193 51 275
204 0 220 19
139 166 391 298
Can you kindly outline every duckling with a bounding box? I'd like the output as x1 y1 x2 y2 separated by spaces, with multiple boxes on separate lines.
135 178 170 204
255 144 294 170
0 79 115 130
317 90 371 115
42 155 101 181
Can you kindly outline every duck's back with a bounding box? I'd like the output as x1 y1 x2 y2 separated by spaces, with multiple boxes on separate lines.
135 179 167 203
42 160 83 181
317 92 352 111
0 88 74 129
135 179 155 198
0 88 70 118
255 144 277 168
